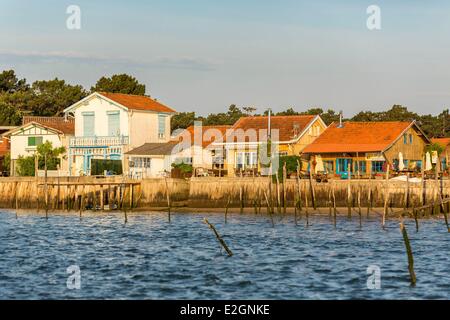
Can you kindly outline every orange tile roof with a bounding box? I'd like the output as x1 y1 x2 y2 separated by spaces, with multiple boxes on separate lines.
224 115 317 143
23 116 74 135
431 137 450 148
303 121 417 154
99 92 176 113
174 125 231 148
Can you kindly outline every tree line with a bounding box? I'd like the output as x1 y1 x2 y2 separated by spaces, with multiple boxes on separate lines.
1 69 449 138
172 105 450 139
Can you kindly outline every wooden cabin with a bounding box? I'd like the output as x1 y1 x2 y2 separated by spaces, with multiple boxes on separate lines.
214 115 327 176
302 121 430 178
431 137 450 172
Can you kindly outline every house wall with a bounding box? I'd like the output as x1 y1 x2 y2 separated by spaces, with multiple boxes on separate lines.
384 126 428 164
129 110 171 148
291 119 327 155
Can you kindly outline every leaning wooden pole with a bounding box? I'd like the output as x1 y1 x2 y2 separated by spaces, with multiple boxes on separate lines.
203 218 233 257
400 222 417 286
382 164 390 228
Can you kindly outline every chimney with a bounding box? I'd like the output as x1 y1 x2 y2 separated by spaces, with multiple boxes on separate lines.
337 110 344 128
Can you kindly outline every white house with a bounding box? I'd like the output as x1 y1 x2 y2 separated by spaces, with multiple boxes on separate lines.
4 116 74 176
63 92 176 176
126 124 230 178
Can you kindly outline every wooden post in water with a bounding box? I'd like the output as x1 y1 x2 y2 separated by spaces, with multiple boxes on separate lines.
413 207 419 232
57 174 60 210
332 182 337 228
296 160 302 212
35 153 39 211
239 171 244 214
14 181 18 218
421 156 425 206
263 190 274 227
367 166 372 217
347 163 351 218
400 222 417 286
203 218 233 257
224 194 231 224
309 160 316 210
282 162 287 214
357 183 362 227
382 164 390 228
100 184 104 210
404 173 410 210
275 171 281 214
79 185 85 220
44 153 48 219
164 177 171 222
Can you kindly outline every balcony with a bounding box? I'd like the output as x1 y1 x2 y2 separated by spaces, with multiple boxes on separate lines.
69 136 129 147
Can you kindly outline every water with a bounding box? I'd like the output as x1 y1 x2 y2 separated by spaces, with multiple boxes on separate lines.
0 210 448 299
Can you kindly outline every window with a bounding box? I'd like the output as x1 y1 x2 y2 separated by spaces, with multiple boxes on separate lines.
336 159 352 173
372 161 385 173
83 112 95 136
409 134 413 144
107 111 120 136
403 134 407 144
324 160 334 173
355 161 366 174
174 157 192 165
28 136 43 147
236 151 257 169
158 114 167 138
132 157 151 168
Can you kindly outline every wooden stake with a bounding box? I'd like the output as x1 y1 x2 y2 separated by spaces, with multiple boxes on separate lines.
413 207 419 232
347 163 351 218
421 157 425 206
164 177 171 222
263 190 274 227
239 171 244 214
400 222 417 286
276 171 281 214
332 182 337 228
282 162 287 214
382 164 390 228
44 153 48 220
309 160 316 210
296 160 302 211
224 194 231 224
203 218 233 257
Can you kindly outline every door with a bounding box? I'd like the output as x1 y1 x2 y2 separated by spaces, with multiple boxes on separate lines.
336 158 352 176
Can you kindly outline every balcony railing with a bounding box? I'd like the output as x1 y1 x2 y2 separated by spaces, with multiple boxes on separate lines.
69 135 129 147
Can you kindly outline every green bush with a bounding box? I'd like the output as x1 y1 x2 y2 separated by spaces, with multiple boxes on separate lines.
16 141 65 176
171 162 193 173
277 155 302 179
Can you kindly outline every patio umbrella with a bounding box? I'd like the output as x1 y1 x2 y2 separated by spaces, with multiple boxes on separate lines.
315 155 324 173
398 152 405 171
425 152 432 171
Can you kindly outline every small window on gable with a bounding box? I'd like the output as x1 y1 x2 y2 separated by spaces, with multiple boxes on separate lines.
409 134 413 144
28 136 43 147
403 134 407 144
158 114 167 138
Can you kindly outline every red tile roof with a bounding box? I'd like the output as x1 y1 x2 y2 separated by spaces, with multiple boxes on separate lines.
224 115 317 143
174 125 231 148
23 116 75 135
99 92 176 113
431 137 450 148
302 121 417 154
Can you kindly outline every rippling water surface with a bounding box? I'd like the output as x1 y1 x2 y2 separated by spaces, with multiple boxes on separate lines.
0 210 448 299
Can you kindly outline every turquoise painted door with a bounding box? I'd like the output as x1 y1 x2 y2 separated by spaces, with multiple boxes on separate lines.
83 113 95 136
108 112 120 136
336 158 352 176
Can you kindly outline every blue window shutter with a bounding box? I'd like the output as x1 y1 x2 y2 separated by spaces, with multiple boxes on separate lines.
108 112 120 136
83 113 95 136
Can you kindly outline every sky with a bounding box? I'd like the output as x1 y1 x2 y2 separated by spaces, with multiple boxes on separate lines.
1 0 450 116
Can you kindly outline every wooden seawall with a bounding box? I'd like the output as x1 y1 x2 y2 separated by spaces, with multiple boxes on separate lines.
0 176 448 210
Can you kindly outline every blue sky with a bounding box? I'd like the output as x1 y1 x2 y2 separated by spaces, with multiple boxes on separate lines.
1 0 450 116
